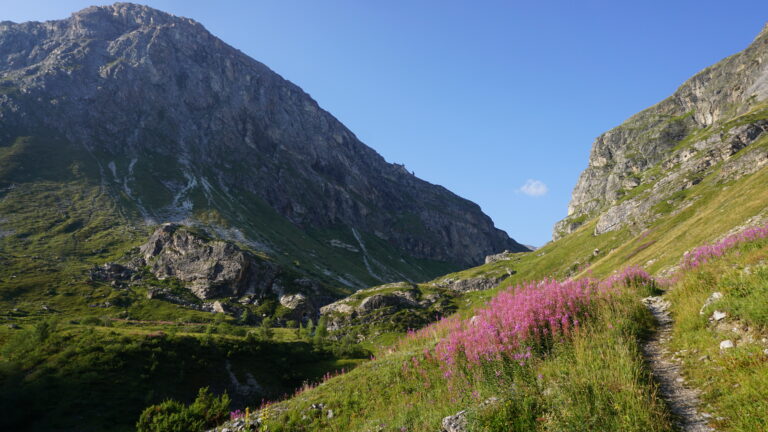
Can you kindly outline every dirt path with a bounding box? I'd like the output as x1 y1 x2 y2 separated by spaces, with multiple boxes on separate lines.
641 296 715 432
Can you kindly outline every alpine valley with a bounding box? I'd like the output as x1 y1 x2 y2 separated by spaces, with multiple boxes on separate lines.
2 3 768 432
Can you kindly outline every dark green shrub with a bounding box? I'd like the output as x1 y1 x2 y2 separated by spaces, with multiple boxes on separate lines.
81 316 102 326
136 387 230 432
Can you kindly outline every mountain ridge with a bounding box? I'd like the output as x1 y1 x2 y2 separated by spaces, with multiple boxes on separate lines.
0 2 525 296
554 21 768 240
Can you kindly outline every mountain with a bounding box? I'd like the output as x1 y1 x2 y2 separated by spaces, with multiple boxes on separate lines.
553 23 768 240
0 2 524 303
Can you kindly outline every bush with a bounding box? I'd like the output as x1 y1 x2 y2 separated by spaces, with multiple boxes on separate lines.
81 316 103 326
329 334 368 358
136 387 230 432
258 317 274 341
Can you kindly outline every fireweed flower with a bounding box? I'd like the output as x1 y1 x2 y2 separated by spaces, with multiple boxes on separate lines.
682 223 768 269
433 267 655 375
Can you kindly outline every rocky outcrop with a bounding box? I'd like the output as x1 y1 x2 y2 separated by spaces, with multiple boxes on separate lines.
140 223 279 299
279 293 317 320
554 24 768 239
441 411 468 432
89 262 135 282
357 290 420 313
433 275 506 293
484 250 515 264
0 2 525 284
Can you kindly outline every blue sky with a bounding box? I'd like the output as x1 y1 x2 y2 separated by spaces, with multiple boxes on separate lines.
5 1 768 246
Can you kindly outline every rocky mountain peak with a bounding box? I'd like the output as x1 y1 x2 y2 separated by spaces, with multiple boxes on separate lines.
553 24 768 240
0 3 525 291
756 22 768 41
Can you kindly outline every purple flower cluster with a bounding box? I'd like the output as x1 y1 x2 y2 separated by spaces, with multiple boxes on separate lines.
434 277 594 370
598 265 653 291
432 267 655 374
229 410 244 420
682 223 768 269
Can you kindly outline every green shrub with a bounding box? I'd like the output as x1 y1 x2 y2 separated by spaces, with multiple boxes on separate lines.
81 316 102 326
136 387 230 432
258 317 274 341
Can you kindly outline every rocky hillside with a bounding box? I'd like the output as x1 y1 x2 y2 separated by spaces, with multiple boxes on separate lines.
554 23 768 240
0 2 524 298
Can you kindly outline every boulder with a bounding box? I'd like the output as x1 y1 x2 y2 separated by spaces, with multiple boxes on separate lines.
140 223 279 299
357 291 420 314
711 310 727 321
484 250 514 264
320 301 356 316
89 262 134 282
699 292 724 315
436 276 505 293
720 340 735 350
441 410 468 432
279 293 317 320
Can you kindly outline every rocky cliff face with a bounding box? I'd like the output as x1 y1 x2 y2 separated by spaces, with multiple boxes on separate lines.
554 24 768 240
0 3 524 291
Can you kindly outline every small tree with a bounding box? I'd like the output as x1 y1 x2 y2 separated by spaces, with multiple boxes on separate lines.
302 319 315 339
295 322 303 338
258 317 274 341
136 387 230 432
34 318 58 343
313 316 328 347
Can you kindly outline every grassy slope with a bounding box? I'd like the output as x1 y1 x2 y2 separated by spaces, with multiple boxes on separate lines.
666 238 768 432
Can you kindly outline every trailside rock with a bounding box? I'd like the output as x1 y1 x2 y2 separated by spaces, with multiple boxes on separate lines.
699 292 724 315
441 410 468 432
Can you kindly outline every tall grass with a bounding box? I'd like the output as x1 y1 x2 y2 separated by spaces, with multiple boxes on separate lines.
666 226 768 431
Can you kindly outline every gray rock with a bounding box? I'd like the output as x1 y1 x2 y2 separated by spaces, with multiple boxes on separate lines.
700 292 724 315
357 291 420 314
89 262 134 282
711 310 727 321
720 340 735 350
140 223 279 300
441 410 468 432
278 293 318 320
319 300 355 316
484 250 514 264
435 275 505 293
279 293 308 310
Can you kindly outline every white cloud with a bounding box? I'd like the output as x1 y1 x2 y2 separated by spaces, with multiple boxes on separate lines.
519 179 548 197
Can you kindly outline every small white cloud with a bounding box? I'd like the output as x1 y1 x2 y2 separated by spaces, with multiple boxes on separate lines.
519 179 548 197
